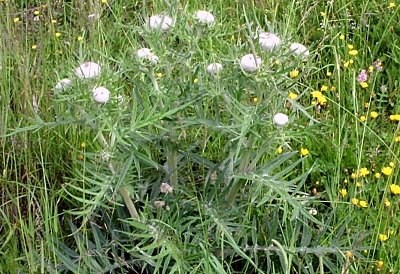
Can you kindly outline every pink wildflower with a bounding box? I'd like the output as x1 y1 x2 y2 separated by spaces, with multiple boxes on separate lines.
358 69 367 83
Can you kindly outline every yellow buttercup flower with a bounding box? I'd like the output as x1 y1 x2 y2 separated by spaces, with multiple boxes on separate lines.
339 34 345 40
290 69 299 78
395 136 400 142
288 92 298 99
390 114 400 121
326 71 332 77
276 146 283 154
320 85 328 92
300 148 309 156
347 44 354 50
311 91 327 105
389 2 396 8
349 49 358 56
390 184 400 195
358 200 368 208
375 172 381 179
358 167 370 177
379 234 388 242
360 82 368 88
377 260 384 269
381 166 393 176
339 188 347 198
384 199 391 207
359 115 366 122
351 197 359 205
370 111 378 119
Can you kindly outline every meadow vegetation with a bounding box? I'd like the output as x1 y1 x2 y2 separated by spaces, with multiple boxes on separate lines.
1 0 400 273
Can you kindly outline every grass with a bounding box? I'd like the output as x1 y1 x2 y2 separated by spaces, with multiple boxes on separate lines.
1 0 400 273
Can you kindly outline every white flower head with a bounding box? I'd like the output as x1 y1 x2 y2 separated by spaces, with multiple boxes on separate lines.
75 61 101 79
88 13 100 20
160 182 173 194
206 63 223 74
54 78 72 91
149 14 173 31
92 86 110 104
153 200 165 208
273 113 289 127
290 42 310 58
195 10 215 25
259 32 281 51
137 48 159 64
240 54 262 72
308 208 318 216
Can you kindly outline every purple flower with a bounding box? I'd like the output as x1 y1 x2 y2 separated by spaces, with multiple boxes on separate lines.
372 60 383 72
358 69 368 83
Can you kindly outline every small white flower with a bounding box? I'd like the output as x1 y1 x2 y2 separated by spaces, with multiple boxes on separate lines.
92 86 110 104
273 113 289 127
206 63 223 74
137 48 159 64
195 10 215 25
54 78 72 91
160 182 173 194
308 208 318 216
290 42 310 58
153 200 165 208
75 61 101 79
259 32 281 51
88 13 100 20
149 14 173 31
240 54 262 72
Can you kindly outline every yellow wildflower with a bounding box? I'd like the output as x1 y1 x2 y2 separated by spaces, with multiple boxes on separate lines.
51 19 57 24
390 184 400 195
358 167 370 177
351 173 356 179
13 17 20 23
390 161 395 167
351 197 359 205
375 173 381 179
379 234 388 242
389 114 400 121
339 34 345 40
288 92 298 100
389 2 396 8
395 136 400 142
290 69 299 78
356 181 362 187
156 72 163 78
359 115 366 122
330 86 336 92
349 50 358 56
384 199 391 207
320 85 328 92
360 82 368 88
320 12 327 17
193 78 199 84
276 146 283 154
31 44 37 50
300 148 309 156
370 111 378 119
326 71 332 77
349 59 354 64
368 66 374 72
34 10 40 15
358 200 368 208
347 44 354 50
101 0 108 3
343 61 350 68
382 166 393 176
55 32 61 37
311 91 327 105
77 36 83 41
339 188 348 198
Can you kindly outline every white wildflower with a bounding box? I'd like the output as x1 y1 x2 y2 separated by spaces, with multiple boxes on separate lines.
259 32 281 51
308 208 318 216
273 113 289 127
206 63 223 74
75 61 101 79
160 182 173 194
137 48 159 64
54 78 72 91
153 200 165 208
92 86 110 104
195 10 215 25
88 13 100 20
149 14 173 31
290 42 309 58
240 54 262 72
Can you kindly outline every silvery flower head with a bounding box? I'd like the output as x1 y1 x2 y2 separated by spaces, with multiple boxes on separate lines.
149 14 173 31
75 61 101 79
259 32 281 51
273 113 289 127
290 42 309 58
92 86 110 104
195 10 215 26
240 54 262 72
54 78 72 91
137 48 159 64
206 63 223 74
160 182 173 194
